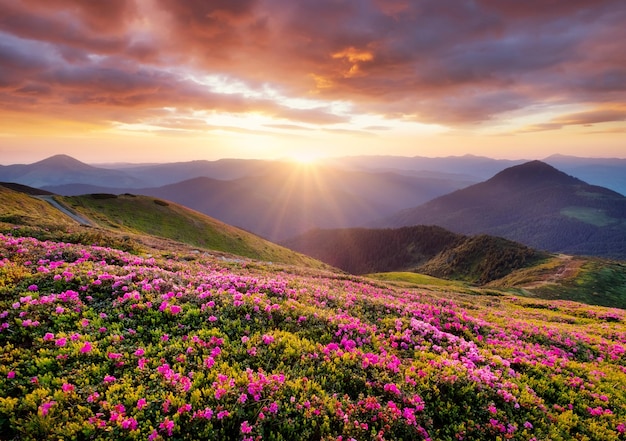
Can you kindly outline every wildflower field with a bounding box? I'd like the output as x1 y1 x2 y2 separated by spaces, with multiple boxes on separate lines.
1 233 625 440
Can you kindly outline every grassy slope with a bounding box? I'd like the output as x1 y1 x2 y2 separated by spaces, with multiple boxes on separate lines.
417 234 550 285
521 259 626 309
366 271 468 288
0 186 75 229
62 194 328 269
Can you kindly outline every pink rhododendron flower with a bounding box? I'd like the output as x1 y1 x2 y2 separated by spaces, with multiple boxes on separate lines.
159 417 175 436
39 401 56 416
80 342 92 353
121 417 138 430
383 383 401 395
55 337 67 347
241 421 253 434
178 404 192 414
137 398 147 410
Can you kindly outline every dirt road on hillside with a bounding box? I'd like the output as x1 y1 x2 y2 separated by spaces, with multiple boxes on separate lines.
36 196 96 227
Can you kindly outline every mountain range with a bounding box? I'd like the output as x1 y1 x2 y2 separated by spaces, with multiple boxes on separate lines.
1 154 626 258
36 160 471 241
2 153 626 196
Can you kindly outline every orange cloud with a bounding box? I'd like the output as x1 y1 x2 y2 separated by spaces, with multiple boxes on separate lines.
331 47 374 78
0 0 625 141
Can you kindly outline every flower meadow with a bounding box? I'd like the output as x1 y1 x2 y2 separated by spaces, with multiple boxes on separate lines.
1 233 625 440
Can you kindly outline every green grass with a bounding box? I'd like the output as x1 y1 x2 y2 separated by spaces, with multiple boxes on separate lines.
528 259 626 309
488 255 565 288
62 194 328 269
0 187 75 229
366 271 468 288
561 206 617 227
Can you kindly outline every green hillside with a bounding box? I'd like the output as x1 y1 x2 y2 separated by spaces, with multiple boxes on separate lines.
61 194 327 269
417 234 549 285
492 255 626 309
282 226 463 274
0 185 75 229
284 226 548 284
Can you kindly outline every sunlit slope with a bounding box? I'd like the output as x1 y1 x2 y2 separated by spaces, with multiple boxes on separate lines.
369 254 626 310
491 255 626 309
62 193 328 268
0 185 75 228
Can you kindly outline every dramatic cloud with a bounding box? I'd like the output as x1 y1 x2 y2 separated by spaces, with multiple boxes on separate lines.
0 0 625 159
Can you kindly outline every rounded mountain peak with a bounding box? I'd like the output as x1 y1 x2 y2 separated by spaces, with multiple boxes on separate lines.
32 154 94 171
487 160 584 187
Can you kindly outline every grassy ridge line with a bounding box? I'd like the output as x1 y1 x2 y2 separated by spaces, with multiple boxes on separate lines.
0 186 76 228
62 194 329 269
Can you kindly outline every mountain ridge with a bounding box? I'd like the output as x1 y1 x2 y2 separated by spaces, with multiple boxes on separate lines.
380 160 626 258
283 225 549 284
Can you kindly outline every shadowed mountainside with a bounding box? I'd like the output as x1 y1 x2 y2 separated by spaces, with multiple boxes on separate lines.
379 161 626 259
283 225 549 284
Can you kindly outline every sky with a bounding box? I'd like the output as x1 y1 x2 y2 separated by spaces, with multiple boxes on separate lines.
1 0 625 164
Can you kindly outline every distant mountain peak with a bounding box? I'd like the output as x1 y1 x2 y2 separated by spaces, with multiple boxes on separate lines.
32 154 94 171
488 160 584 187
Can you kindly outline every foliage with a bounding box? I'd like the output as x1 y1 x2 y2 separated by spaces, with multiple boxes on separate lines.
283 226 461 275
284 227 547 285
1 233 626 440
418 235 549 285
